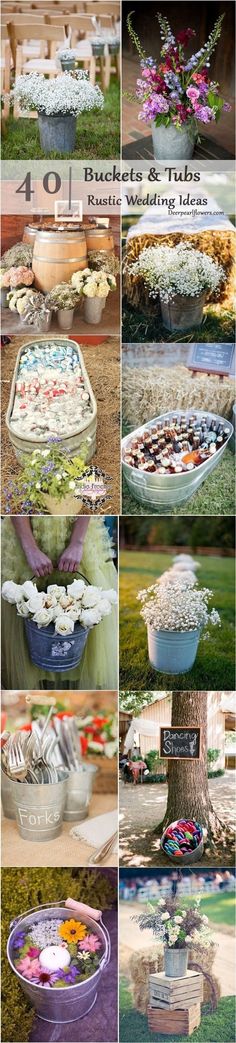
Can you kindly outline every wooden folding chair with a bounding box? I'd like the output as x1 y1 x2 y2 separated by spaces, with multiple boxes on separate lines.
1 23 11 117
9 23 65 115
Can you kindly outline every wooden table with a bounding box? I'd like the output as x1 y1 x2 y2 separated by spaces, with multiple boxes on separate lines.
122 135 234 161
2 793 117 867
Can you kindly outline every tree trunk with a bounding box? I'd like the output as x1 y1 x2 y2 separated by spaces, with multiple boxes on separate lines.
156 691 225 844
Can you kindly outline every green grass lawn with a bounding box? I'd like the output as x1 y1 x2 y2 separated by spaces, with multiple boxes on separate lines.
119 979 235 1042
122 448 235 517
196 892 235 927
122 299 235 344
119 551 235 690
2 82 120 159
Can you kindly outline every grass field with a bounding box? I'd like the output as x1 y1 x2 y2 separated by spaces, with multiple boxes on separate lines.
119 980 235 1042
195 892 235 927
122 448 235 517
122 299 235 344
119 550 235 690
2 82 120 159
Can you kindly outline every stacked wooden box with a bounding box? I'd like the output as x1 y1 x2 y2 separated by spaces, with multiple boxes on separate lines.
148 969 203 1037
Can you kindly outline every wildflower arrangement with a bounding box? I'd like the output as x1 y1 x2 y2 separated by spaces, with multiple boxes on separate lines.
88 250 120 276
46 282 81 311
78 712 118 758
71 268 116 298
12 916 103 988
1 242 33 269
130 244 225 303
1 266 34 289
127 11 230 129
134 896 213 950
3 443 89 514
2 577 117 634
137 576 221 633
12 71 104 117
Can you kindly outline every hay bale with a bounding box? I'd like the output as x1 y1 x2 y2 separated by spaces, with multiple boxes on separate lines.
129 946 164 1014
123 230 235 310
122 364 235 429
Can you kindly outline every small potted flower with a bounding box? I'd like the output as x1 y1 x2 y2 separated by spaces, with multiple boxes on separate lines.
2 265 34 292
130 243 225 331
19 290 52 332
134 896 213 977
46 282 81 330
12 71 104 155
3 443 89 516
57 46 78 72
90 35 105 57
107 35 120 56
71 268 117 325
127 11 230 160
88 250 120 276
7 287 34 316
137 572 221 674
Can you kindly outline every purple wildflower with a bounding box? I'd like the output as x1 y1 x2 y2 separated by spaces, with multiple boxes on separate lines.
194 104 215 122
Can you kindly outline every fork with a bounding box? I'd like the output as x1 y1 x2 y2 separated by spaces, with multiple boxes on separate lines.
8 737 28 781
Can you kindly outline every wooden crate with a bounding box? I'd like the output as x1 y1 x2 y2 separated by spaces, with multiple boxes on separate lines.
147 1003 201 1036
149 970 203 1010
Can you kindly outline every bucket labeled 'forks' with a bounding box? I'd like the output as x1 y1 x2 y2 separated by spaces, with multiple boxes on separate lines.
10 775 68 841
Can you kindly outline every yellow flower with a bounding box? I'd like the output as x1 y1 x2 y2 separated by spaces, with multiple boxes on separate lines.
58 919 87 943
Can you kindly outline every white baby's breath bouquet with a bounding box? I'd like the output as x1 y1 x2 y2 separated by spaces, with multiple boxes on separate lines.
137 575 220 634
130 244 225 303
12 71 104 117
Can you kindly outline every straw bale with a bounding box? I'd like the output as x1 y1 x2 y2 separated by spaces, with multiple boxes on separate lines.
123 231 235 311
122 364 234 429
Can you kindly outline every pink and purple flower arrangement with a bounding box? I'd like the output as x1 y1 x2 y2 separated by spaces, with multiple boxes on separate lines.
127 11 230 131
13 917 103 989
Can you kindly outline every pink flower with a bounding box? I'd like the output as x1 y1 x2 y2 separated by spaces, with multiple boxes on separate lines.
17 956 41 980
27 947 41 958
186 86 199 103
9 266 34 287
79 933 102 953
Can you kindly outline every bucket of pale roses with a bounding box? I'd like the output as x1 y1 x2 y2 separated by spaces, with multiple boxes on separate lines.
2 573 117 672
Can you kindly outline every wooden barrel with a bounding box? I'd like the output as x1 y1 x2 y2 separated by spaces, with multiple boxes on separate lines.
32 229 87 292
23 224 39 247
85 228 114 254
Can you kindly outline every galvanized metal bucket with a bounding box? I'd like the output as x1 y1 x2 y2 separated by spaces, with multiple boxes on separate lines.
151 120 195 160
160 292 206 332
10 775 68 841
1 768 15 819
122 410 233 513
164 946 188 978
38 113 76 155
64 764 98 821
83 297 104 325
24 569 90 673
147 626 201 675
161 820 204 866
7 901 111 1023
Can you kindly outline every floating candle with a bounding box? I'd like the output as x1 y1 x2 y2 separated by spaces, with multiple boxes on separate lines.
39 945 71 971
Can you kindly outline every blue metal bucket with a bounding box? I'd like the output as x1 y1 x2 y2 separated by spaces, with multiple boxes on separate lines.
24 570 89 673
147 626 201 674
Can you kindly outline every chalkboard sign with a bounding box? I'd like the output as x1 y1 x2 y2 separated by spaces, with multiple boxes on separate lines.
188 344 235 376
160 727 201 760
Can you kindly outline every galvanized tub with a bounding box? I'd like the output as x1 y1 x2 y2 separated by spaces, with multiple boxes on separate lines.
7 901 110 1023
161 820 204 866
6 336 97 463
64 763 98 821
147 626 201 675
1 768 15 819
10 775 68 841
122 410 233 513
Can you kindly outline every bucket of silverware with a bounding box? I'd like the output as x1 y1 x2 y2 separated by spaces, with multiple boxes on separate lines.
64 764 98 821
11 773 69 841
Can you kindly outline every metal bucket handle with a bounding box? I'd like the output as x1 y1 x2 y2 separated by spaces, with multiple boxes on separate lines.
9 901 111 968
30 570 90 587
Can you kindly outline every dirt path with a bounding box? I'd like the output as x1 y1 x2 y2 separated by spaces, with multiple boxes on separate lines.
1 335 120 514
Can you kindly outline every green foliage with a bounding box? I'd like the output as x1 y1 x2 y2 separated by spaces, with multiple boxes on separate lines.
2 82 120 160
119 690 163 713
126 12 146 60
145 749 165 773
208 768 225 778
207 747 220 766
119 549 235 691
2 867 115 1043
3 443 89 513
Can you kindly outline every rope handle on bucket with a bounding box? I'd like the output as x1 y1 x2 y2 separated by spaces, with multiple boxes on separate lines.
10 900 111 969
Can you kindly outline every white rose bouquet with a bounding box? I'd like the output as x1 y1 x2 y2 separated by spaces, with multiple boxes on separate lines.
71 268 116 299
2 579 117 633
